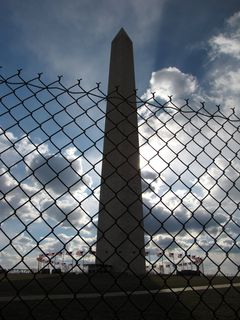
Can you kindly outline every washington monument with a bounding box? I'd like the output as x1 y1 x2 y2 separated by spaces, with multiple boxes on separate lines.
96 29 146 274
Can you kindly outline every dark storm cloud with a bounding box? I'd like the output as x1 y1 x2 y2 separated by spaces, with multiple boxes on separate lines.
0 199 13 222
142 170 159 181
142 194 235 238
28 153 86 195
43 203 84 229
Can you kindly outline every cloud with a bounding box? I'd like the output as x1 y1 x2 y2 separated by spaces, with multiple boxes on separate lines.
209 11 240 60
0 129 95 230
142 67 198 102
138 12 240 264
138 97 240 257
210 35 240 60
141 10 240 111
206 11 240 109
28 152 83 195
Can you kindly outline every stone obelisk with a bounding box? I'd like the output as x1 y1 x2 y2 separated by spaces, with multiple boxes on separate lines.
96 28 145 274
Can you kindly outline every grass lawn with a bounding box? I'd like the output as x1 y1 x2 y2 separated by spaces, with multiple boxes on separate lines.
0 273 239 319
0 272 239 295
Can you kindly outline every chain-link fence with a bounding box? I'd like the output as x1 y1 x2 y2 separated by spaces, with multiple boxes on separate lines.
0 69 240 319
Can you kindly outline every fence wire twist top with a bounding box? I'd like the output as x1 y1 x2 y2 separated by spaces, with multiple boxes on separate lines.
0 69 240 319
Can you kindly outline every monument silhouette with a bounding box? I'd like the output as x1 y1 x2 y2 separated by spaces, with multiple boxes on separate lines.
96 29 146 274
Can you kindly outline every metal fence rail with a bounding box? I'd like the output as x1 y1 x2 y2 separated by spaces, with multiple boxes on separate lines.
0 69 240 319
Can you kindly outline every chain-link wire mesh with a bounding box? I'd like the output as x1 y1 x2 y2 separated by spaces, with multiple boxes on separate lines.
0 69 240 319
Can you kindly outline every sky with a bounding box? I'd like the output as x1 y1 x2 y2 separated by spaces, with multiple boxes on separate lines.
1 0 240 275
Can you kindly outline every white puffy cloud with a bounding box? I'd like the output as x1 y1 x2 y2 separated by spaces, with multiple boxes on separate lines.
0 129 96 231
139 85 240 268
141 11 240 111
138 13 240 269
206 11 240 109
210 34 240 60
142 67 198 102
209 11 240 61
207 67 240 108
